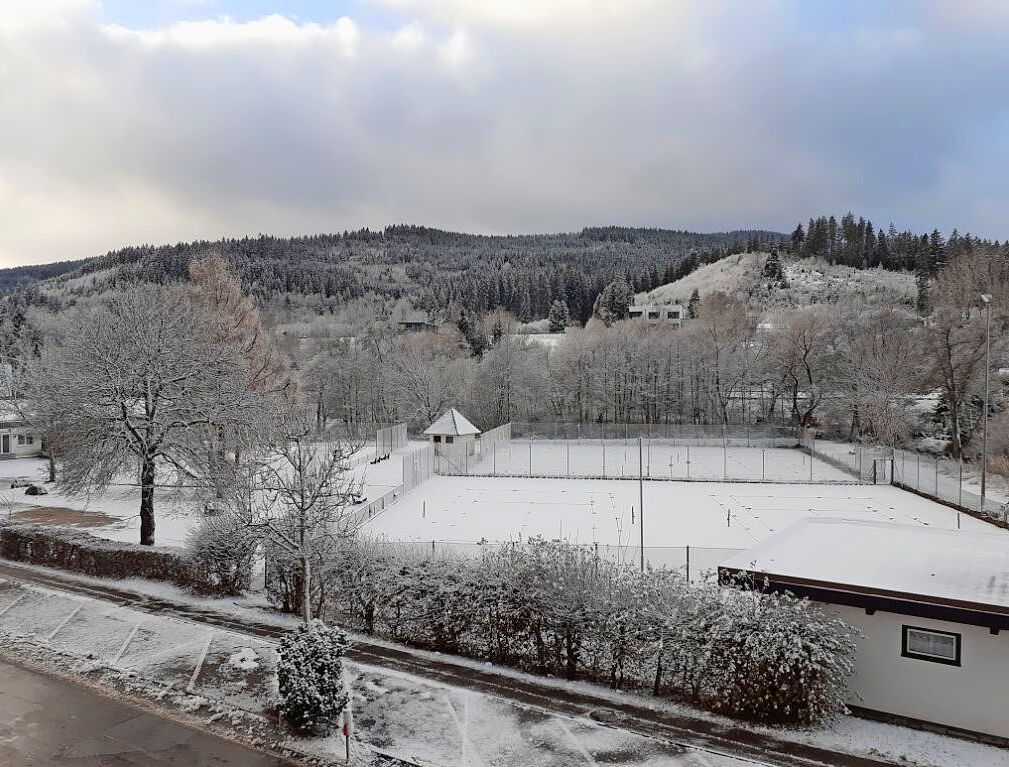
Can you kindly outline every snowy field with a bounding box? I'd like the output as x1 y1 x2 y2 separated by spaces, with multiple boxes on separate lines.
0 442 426 548
364 475 1003 572
452 440 856 483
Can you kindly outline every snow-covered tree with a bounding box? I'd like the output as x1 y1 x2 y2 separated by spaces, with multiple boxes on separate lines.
547 300 570 333
28 285 270 545
230 413 362 623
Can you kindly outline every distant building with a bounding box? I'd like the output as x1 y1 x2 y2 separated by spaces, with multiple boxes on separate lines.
720 517 1009 742
396 312 438 333
0 400 42 458
627 303 686 326
423 408 481 447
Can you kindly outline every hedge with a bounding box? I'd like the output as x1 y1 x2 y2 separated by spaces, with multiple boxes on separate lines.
0 522 235 596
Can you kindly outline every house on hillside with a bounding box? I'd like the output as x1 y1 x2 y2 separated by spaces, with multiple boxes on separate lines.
627 303 686 327
719 517 1009 743
0 400 42 458
423 408 481 447
397 312 438 333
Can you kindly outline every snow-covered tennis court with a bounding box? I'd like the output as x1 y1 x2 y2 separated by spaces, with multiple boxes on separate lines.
365 474 1002 571
448 440 859 483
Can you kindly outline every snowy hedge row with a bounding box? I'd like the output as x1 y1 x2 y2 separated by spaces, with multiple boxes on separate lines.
268 537 858 726
0 523 246 596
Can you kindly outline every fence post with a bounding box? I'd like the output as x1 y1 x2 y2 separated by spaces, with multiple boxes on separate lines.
958 456 963 507
762 449 765 481
567 443 570 477
686 444 690 480
529 443 532 476
685 545 691 583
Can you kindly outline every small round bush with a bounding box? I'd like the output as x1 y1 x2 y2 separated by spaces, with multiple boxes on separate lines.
277 619 350 735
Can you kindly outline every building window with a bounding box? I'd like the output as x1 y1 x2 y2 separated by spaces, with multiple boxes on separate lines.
433 435 442 443
16 434 24 446
445 436 454 444
25 435 33 445
648 311 660 320
902 625 961 666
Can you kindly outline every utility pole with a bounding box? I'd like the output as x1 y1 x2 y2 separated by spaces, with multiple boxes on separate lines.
980 294 992 511
639 436 645 573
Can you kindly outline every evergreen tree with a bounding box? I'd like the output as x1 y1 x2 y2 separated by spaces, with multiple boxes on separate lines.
547 300 570 333
687 289 701 319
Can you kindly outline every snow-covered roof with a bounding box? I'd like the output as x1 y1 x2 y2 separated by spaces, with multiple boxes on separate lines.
721 517 1009 611
0 399 30 423
423 408 481 437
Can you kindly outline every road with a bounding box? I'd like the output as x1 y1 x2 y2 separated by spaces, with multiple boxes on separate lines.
0 657 294 767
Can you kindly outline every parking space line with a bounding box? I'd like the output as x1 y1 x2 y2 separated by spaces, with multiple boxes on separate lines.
187 631 216 692
45 603 83 641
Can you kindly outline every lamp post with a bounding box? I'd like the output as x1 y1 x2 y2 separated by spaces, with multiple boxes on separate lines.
980 294 992 511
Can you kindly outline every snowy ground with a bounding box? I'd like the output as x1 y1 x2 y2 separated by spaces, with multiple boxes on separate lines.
453 441 855 483
0 577 761 767
364 475 1003 572
3 572 1007 767
0 442 427 548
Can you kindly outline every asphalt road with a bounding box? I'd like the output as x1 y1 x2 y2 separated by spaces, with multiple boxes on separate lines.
0 657 294 767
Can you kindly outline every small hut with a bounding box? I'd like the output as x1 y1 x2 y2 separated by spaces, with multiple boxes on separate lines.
424 409 481 447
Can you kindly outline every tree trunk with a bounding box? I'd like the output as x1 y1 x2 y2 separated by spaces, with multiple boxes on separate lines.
140 456 156 546
302 554 312 625
47 454 56 483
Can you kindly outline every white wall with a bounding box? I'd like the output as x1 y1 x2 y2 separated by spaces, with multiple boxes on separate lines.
830 604 1009 739
0 427 42 458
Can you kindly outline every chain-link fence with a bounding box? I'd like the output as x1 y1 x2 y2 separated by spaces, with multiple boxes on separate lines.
890 446 1008 526
376 423 407 455
511 422 798 446
437 437 861 484
365 539 743 583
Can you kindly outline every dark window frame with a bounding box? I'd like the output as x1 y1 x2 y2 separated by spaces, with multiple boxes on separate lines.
901 624 961 667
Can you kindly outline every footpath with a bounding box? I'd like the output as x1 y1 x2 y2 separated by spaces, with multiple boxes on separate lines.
0 559 987 767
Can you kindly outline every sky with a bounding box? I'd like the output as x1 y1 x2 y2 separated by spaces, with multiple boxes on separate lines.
2 0 1009 266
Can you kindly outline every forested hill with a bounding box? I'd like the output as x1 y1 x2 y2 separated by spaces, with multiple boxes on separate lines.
0 225 783 325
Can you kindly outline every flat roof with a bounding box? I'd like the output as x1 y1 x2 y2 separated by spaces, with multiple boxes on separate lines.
721 517 1009 612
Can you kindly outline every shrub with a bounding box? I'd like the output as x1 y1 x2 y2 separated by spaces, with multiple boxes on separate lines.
703 588 858 725
314 536 858 727
277 619 350 735
0 522 242 597
185 511 258 596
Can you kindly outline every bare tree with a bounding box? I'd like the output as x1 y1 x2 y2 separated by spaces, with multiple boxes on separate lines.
920 251 1009 458
765 307 840 432
230 417 363 624
28 285 269 545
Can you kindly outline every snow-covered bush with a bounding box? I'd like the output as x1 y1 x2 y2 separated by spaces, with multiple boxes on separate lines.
314 535 857 727
277 619 349 735
703 586 858 725
185 510 257 596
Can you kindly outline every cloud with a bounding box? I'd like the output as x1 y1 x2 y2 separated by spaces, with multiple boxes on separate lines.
1 1 1009 266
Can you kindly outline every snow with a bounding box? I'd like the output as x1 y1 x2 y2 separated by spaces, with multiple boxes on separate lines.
228 647 260 672
721 516 1009 608
363 474 999 575
3 567 1006 767
0 442 428 549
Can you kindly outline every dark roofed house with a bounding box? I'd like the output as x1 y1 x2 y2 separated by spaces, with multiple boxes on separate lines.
397 312 438 332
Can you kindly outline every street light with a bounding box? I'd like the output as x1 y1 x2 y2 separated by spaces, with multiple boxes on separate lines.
980 294 992 513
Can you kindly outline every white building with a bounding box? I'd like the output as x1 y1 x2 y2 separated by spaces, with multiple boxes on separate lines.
0 400 42 459
719 517 1009 743
627 303 685 326
423 408 481 448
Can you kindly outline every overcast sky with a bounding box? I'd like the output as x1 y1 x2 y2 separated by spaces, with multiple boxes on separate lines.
2 0 1009 266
